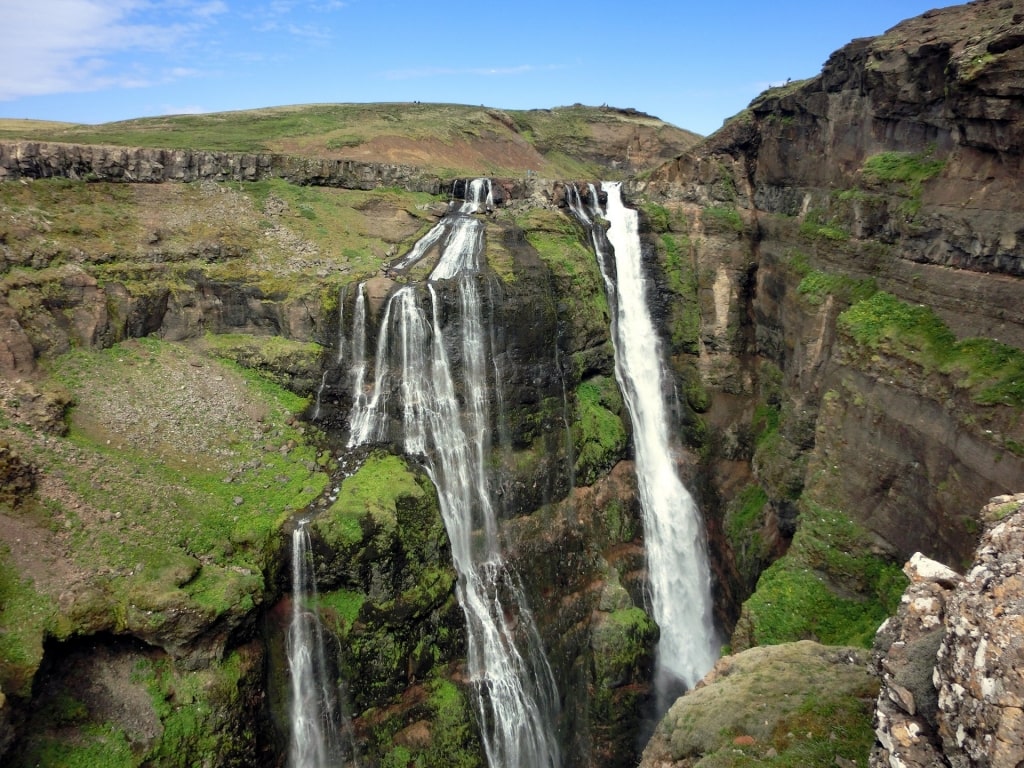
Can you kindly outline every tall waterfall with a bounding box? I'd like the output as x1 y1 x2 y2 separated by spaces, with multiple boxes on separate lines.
568 182 719 701
348 179 561 768
287 520 357 767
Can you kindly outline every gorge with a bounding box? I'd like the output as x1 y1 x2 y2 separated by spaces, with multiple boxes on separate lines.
1 0 1023 766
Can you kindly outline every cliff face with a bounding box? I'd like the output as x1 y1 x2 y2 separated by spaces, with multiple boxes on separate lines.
633 0 1024 614
872 494 1024 768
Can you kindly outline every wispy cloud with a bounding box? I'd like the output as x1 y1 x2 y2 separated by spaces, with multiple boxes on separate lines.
381 64 557 80
246 0 343 41
0 0 226 100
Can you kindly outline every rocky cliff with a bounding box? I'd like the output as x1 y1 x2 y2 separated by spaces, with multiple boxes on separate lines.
629 0 1024 639
872 493 1024 768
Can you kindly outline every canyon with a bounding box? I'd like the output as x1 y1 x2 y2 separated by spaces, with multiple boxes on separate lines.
1 0 1023 766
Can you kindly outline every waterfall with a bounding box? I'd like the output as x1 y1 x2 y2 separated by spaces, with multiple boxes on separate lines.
569 182 719 701
287 520 357 767
348 179 561 768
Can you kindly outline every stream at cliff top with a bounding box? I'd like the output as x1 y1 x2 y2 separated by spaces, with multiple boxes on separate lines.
345 178 562 768
568 182 720 708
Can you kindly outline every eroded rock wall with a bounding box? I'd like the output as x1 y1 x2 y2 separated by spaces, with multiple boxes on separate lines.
633 0 1024 612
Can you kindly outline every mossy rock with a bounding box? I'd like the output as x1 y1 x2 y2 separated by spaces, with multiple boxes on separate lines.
643 641 878 767
731 503 906 651
309 452 462 711
373 677 484 768
573 376 628 486
591 606 658 689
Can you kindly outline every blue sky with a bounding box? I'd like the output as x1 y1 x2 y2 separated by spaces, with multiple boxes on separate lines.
1 1 959 136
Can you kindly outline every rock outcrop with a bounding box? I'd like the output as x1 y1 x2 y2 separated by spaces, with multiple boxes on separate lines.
640 640 878 767
0 140 446 193
872 493 1024 768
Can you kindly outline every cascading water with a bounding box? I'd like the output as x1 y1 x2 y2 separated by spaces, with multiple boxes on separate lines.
287 520 357 767
567 182 719 706
347 179 561 768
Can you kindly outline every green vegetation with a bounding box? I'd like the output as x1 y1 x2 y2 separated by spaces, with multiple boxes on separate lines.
136 652 252 766
659 232 701 353
373 677 483 768
725 485 771 588
799 209 850 242
197 332 325 391
592 607 657 685
838 292 1024 407
0 337 325 682
0 551 58 696
515 208 609 364
0 102 699 179
653 640 877 768
573 377 628 486
317 452 424 548
739 504 906 648
12 724 136 768
861 150 946 192
703 205 744 233
797 270 876 306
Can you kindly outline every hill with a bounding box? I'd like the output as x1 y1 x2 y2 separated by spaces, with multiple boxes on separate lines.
0 102 700 179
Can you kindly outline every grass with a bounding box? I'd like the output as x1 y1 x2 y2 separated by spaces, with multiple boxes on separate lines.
799 209 850 242
861 150 946 191
0 550 59 696
740 503 906 648
797 270 876 307
703 205 744 233
838 292 1024 407
0 102 699 178
0 337 326 679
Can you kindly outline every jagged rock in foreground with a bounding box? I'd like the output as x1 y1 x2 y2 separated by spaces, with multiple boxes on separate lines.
872 493 1024 768
640 640 877 767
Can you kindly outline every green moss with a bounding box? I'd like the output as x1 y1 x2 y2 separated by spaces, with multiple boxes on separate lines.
703 205 744 233
317 588 366 632
799 209 850 242
137 652 252 766
199 332 325 392
419 679 483 768
592 607 658 687
740 504 906 648
317 452 424 549
861 150 946 191
838 292 1024 407
573 377 628 486
797 270 876 307
0 549 57 697
660 232 701 353
14 725 137 768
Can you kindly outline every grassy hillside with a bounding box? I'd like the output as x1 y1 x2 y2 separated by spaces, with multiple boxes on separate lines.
0 102 700 178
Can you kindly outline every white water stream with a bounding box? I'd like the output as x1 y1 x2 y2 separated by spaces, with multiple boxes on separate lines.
287 520 357 767
347 180 561 768
569 182 719 699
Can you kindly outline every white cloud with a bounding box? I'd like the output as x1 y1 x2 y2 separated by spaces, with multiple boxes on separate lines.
0 0 225 100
